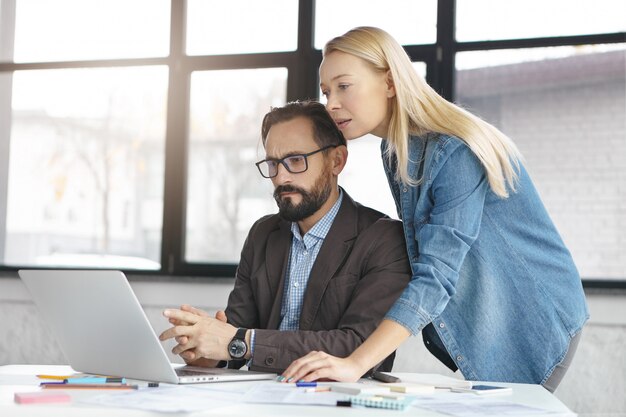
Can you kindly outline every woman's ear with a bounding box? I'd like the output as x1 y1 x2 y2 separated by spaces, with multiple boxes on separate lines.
385 70 396 98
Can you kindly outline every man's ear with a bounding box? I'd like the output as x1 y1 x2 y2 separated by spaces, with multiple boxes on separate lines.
331 145 348 175
385 70 396 98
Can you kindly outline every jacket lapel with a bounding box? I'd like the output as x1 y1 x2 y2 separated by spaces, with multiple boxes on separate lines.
265 220 292 329
298 191 359 330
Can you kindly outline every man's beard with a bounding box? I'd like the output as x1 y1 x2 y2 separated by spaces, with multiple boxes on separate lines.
273 169 332 222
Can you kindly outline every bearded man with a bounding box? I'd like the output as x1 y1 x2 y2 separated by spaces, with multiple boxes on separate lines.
160 101 410 375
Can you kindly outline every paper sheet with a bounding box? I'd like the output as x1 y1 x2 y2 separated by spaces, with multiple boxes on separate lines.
242 384 348 406
411 392 576 417
397 373 472 389
80 386 238 413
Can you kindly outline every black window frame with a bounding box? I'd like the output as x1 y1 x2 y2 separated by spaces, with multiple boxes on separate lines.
0 0 624 289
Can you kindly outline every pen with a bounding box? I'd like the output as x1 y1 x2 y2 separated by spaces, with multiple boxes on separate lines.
65 377 126 384
37 375 79 380
42 383 138 390
295 381 317 387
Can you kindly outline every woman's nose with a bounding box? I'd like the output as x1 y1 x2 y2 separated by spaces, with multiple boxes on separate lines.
326 94 341 111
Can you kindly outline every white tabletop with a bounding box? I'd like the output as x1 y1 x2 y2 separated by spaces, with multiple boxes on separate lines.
0 365 575 417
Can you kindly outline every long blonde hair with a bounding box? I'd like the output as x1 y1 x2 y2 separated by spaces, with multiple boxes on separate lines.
324 26 521 198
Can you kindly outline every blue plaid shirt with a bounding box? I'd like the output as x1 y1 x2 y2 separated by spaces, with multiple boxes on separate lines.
279 190 343 331
248 190 343 357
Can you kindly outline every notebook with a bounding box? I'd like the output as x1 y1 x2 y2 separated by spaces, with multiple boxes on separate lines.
348 394 415 410
19 269 276 384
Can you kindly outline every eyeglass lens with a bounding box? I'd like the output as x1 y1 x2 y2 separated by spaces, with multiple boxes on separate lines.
262 155 307 177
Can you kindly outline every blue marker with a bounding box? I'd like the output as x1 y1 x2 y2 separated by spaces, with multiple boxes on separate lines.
295 381 317 387
65 377 126 384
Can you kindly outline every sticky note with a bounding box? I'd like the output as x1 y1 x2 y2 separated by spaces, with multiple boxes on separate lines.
14 391 71 404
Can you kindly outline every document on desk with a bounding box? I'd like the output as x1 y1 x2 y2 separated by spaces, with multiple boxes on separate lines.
80 385 241 413
411 392 576 417
242 383 348 406
399 373 472 389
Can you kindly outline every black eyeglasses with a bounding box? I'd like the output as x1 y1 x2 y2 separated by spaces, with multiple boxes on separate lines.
255 145 338 178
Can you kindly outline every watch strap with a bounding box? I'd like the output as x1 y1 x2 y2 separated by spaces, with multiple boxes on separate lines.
234 327 247 341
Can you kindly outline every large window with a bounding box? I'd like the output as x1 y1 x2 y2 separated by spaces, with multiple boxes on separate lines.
186 68 287 263
313 0 437 49
186 0 298 55
456 0 626 41
0 1 624 286
5 67 167 269
12 0 170 62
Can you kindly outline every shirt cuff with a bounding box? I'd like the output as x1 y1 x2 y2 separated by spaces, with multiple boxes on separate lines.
250 329 256 358
385 298 431 336
245 329 256 369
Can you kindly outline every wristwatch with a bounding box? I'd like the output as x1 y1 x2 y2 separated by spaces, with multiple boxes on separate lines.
227 328 248 360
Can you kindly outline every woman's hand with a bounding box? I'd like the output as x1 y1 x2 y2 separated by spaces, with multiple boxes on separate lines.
280 351 365 383
281 319 412 382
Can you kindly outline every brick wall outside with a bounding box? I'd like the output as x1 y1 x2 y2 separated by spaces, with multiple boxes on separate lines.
457 50 626 279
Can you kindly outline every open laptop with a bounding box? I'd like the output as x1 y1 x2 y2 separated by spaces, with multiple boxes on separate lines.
18 269 276 384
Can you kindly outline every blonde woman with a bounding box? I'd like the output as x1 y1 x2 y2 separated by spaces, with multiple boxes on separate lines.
281 27 588 392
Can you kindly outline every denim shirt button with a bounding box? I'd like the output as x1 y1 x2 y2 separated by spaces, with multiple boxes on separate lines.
456 355 463 361
439 322 445 328
403 188 408 193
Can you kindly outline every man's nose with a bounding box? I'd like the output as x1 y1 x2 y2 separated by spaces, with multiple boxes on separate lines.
273 162 293 184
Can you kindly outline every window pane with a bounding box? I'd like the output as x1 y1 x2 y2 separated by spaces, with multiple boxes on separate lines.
186 68 287 263
413 62 427 78
339 134 398 220
11 0 170 63
186 0 298 55
456 45 626 279
0 0 15 62
457 0 626 42
5 66 168 269
314 0 437 49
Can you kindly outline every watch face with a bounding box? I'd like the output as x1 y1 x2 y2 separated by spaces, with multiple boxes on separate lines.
228 339 247 359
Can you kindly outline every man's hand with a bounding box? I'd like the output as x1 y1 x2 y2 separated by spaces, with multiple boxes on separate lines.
169 306 224 349
159 307 236 362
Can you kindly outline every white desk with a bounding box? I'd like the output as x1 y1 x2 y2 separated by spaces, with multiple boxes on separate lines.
0 365 575 416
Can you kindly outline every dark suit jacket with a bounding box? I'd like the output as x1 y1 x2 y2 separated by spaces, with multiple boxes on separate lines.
224 191 411 374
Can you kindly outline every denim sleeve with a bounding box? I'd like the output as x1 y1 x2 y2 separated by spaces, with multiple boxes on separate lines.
385 144 490 335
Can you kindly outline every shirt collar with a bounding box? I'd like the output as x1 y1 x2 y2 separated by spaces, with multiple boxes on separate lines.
290 188 343 243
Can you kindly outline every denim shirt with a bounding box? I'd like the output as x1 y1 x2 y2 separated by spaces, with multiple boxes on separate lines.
382 133 589 384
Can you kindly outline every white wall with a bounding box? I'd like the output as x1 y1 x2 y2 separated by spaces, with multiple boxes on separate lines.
0 274 624 416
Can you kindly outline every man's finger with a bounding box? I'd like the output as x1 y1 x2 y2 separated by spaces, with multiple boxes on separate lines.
159 325 192 341
215 310 227 322
181 305 209 317
172 338 197 355
181 350 197 361
163 309 201 324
